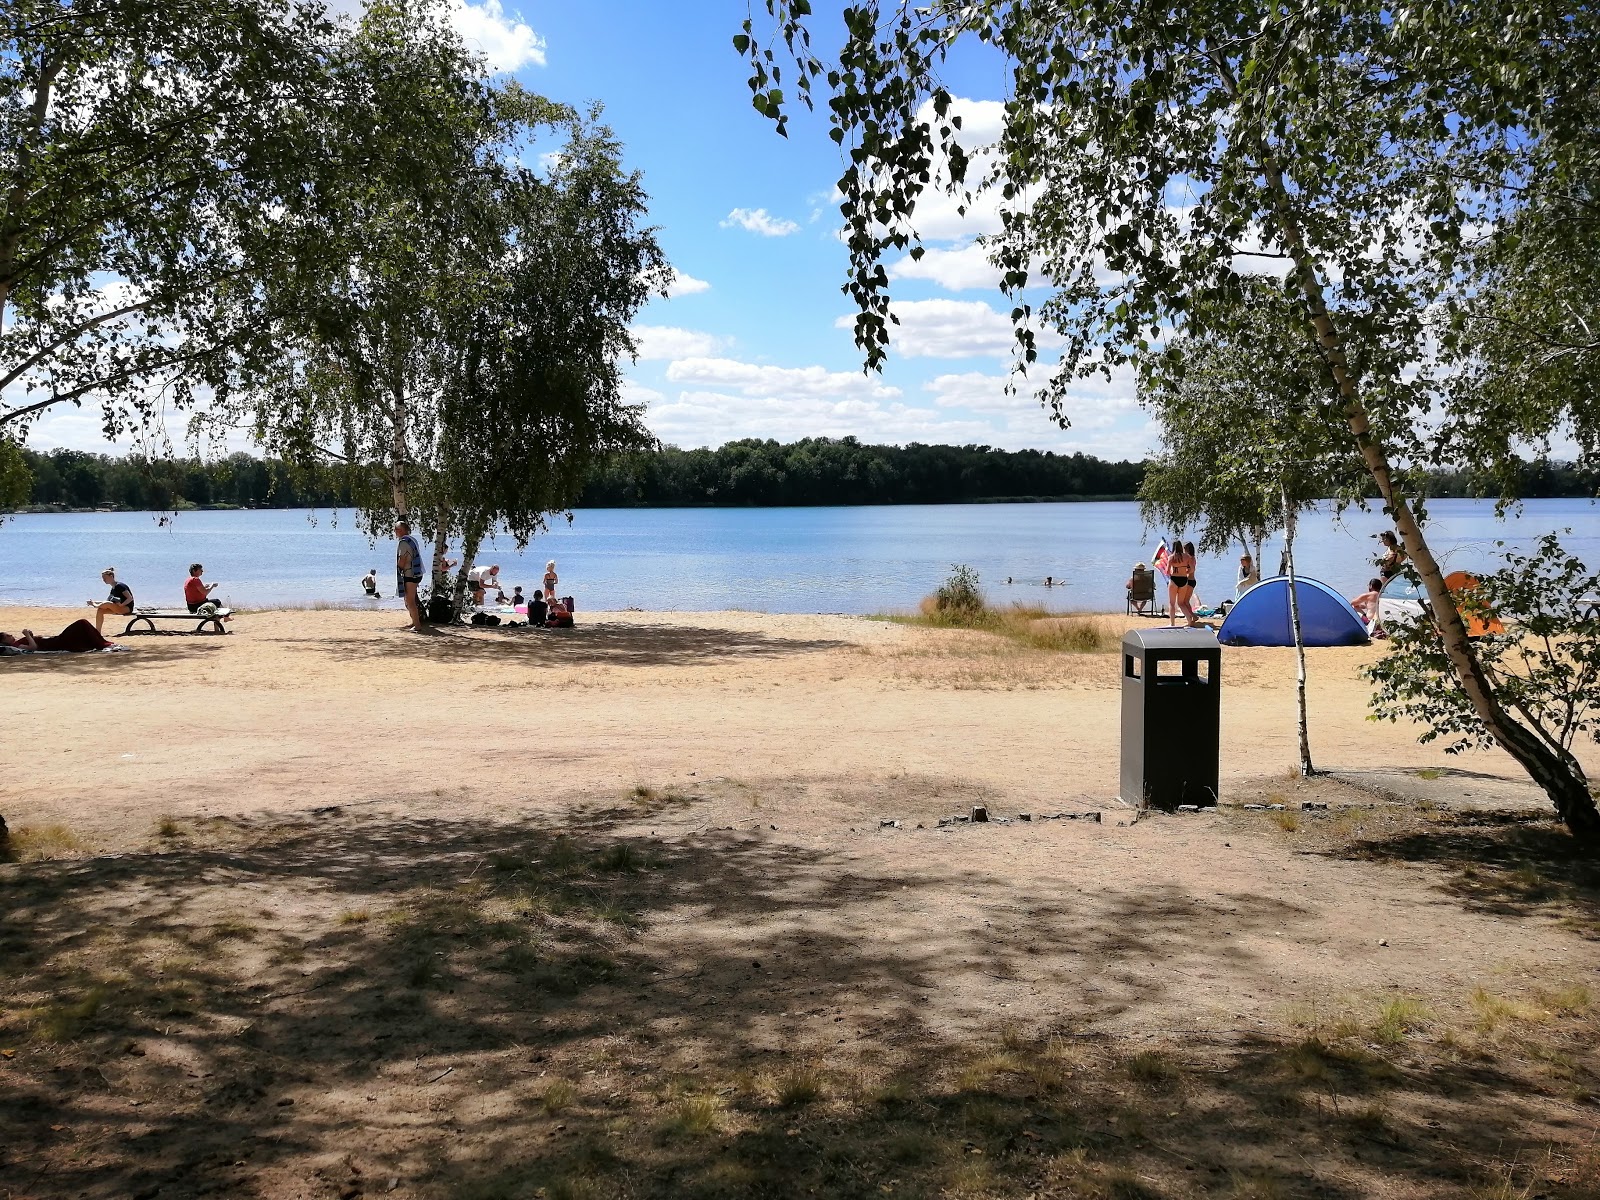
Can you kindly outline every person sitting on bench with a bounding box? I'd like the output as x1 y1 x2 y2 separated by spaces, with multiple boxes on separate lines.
184 563 223 616
88 568 134 634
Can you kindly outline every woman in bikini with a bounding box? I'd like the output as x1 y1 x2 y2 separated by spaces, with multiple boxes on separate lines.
542 559 559 600
1180 541 1201 626
1168 541 1199 627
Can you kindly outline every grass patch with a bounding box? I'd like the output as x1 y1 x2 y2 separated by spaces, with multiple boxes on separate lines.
30 986 106 1042
1 823 86 862
539 1078 577 1114
1124 1050 1179 1085
1372 996 1432 1044
155 815 181 839
880 565 1115 654
777 1065 825 1107
338 909 372 925
1270 810 1299 832
1472 988 1551 1034
663 1093 723 1136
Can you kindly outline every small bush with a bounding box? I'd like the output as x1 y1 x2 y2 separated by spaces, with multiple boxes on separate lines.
935 563 985 616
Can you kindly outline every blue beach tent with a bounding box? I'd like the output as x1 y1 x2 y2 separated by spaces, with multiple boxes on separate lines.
1216 576 1370 647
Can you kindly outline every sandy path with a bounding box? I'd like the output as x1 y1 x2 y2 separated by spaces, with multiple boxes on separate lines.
2 606 1588 847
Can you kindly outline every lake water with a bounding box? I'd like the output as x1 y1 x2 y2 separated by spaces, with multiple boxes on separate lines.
2 500 1597 614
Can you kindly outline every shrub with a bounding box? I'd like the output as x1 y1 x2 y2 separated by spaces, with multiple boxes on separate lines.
934 564 985 617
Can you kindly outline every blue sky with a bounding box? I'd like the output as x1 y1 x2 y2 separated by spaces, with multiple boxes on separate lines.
31 0 1155 462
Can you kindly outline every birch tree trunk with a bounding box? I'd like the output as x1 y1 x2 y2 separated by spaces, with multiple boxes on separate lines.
1281 483 1315 777
1262 162 1598 836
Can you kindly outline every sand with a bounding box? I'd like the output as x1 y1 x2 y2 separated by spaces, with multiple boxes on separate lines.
4 606 1589 839
2 607 1597 1199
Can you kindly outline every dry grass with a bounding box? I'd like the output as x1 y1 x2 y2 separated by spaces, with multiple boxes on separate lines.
1 822 86 861
884 598 1118 654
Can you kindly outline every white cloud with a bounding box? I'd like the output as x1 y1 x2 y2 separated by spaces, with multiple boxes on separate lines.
887 242 1004 291
665 272 711 297
448 0 545 72
631 326 728 361
645 390 1003 450
665 357 900 400
839 299 1060 360
721 207 801 237
321 1 545 72
925 372 1036 413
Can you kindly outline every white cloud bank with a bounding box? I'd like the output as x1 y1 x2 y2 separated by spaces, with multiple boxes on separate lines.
665 357 900 401
721 207 801 237
631 325 729 361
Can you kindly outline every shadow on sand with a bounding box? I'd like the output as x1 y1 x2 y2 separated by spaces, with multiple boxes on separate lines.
2 801 1595 1199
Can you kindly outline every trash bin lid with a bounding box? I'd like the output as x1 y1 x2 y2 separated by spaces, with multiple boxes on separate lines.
1121 627 1219 653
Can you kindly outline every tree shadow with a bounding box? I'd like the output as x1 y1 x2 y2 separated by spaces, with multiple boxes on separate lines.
1331 810 1600 931
0 640 228 674
1 805 1594 1200
276 619 853 668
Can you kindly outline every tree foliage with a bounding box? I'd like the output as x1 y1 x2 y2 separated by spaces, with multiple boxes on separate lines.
1138 287 1363 559
1367 537 1600 775
0 0 329 441
742 0 1600 837
228 0 660 601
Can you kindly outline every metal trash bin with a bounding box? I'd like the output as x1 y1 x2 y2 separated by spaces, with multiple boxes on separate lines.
1120 628 1220 810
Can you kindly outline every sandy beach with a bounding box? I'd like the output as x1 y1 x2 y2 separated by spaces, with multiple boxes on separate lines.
2 607 1596 1199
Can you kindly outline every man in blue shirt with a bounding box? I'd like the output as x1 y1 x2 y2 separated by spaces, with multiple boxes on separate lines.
394 520 425 633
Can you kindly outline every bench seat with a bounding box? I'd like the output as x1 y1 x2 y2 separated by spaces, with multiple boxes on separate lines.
121 608 232 635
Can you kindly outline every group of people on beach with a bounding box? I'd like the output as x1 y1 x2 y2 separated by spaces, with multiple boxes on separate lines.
391 518 569 634
1 562 224 654
1124 528 1411 634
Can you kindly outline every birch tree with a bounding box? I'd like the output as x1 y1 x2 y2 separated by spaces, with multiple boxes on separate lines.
0 0 330 451
1139 289 1363 776
740 0 1600 838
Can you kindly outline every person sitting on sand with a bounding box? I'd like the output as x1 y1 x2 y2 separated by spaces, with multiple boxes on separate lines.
1237 553 1260 595
88 567 134 634
184 563 223 617
545 594 573 628
511 586 525 608
528 589 548 627
362 569 380 598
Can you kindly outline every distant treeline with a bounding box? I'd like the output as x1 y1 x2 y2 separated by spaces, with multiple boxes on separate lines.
6 441 1596 513
580 440 1146 506
10 440 1146 511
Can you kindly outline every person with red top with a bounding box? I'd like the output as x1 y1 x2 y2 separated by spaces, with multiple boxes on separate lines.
184 563 224 620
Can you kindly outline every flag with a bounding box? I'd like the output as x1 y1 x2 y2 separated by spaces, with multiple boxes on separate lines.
1153 540 1171 579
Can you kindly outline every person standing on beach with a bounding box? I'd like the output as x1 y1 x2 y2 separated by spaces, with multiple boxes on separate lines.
1376 530 1407 582
395 520 425 633
88 568 134 634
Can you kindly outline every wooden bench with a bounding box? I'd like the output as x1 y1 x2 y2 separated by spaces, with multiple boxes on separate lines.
121 608 232 635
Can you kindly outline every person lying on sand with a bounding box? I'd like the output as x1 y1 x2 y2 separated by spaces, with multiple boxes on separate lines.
2 620 115 653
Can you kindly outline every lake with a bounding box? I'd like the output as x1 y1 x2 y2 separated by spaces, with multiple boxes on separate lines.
2 500 1597 614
